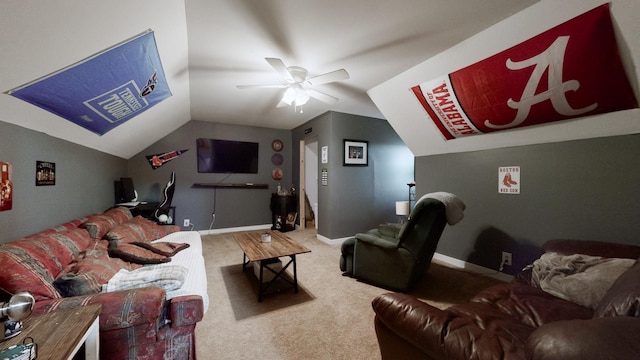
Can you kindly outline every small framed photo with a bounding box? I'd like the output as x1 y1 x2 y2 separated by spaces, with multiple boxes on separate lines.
285 212 297 226
343 139 368 166
36 161 55 186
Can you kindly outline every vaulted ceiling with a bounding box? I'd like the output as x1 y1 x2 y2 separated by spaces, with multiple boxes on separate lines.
0 0 538 159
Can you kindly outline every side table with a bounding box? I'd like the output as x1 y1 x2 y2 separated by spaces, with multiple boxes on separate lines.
0 304 102 360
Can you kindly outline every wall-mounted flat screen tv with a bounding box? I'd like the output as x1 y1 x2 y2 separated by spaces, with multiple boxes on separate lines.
197 138 259 173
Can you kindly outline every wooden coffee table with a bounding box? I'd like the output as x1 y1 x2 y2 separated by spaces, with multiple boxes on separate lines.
234 231 311 302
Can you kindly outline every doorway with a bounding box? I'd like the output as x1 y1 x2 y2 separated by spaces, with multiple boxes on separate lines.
299 137 318 230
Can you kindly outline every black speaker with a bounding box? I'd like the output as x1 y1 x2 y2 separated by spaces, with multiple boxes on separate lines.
114 180 125 204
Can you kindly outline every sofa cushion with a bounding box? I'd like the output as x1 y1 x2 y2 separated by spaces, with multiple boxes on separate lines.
105 216 181 244
53 249 141 297
17 228 93 277
82 207 132 239
37 217 89 235
472 282 593 328
372 292 534 360
0 244 61 301
543 239 640 259
108 243 171 264
594 259 640 318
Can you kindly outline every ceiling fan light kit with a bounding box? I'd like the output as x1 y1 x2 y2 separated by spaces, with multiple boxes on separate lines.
237 57 349 110
282 84 310 106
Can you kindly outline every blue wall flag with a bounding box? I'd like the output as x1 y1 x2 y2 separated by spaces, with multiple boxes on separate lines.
7 30 171 135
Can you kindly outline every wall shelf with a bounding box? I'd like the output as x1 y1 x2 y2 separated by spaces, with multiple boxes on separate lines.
192 183 269 189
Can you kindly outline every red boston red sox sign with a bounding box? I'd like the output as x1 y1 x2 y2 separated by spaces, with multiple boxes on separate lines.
412 4 638 140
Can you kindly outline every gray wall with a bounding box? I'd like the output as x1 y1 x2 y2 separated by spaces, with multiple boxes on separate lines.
416 134 640 274
292 112 414 239
0 121 126 243
127 120 291 231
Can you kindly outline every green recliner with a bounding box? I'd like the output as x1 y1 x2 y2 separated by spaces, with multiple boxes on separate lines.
339 198 449 292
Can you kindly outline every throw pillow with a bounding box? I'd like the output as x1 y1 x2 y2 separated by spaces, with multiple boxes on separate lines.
105 216 163 244
108 243 171 264
594 259 640 318
130 242 190 257
82 207 133 239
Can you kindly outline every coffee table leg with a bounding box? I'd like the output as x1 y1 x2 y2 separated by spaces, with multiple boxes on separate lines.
242 253 248 271
292 254 298 293
258 261 264 302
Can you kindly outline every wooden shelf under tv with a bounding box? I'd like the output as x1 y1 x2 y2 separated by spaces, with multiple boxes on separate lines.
192 183 269 189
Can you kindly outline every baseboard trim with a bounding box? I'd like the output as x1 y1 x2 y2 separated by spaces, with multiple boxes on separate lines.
433 253 514 282
316 234 351 245
199 224 272 236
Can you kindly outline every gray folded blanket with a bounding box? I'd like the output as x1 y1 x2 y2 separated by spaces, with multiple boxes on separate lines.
418 192 466 225
531 252 635 309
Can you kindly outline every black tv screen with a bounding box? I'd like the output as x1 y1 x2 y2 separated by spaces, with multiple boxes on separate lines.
197 138 259 173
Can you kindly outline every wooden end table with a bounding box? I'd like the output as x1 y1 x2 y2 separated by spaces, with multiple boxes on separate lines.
0 304 101 360
234 231 311 302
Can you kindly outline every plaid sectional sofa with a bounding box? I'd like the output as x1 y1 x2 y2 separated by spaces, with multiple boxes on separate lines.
0 207 206 359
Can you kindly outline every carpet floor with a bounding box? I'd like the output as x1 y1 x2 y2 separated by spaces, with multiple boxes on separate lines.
195 229 504 359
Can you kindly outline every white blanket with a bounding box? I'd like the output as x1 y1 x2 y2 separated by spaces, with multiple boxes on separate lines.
418 192 466 225
531 252 635 309
104 265 188 293
104 231 209 314
152 231 210 313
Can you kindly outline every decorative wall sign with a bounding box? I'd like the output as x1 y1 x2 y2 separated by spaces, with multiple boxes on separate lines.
412 4 637 140
271 139 284 152
7 30 172 135
146 149 189 170
498 166 520 194
0 162 13 211
271 153 284 166
272 168 283 180
321 146 328 164
36 161 55 186
343 139 368 166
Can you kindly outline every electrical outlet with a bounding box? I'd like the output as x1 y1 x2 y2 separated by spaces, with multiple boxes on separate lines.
184 219 190 227
501 251 512 267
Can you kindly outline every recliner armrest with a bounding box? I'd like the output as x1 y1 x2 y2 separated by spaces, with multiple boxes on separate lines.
372 292 448 356
355 232 399 249
33 287 166 331
375 223 402 238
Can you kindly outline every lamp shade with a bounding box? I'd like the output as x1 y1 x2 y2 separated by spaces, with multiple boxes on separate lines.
395 201 410 216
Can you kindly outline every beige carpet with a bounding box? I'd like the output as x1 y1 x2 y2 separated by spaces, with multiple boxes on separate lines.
195 229 503 359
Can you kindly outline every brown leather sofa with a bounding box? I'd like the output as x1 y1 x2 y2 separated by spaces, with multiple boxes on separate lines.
372 239 640 360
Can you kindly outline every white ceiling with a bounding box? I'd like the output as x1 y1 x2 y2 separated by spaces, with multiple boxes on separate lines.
0 0 538 159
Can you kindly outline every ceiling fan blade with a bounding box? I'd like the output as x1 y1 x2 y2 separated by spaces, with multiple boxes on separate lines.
236 84 287 89
305 69 349 86
265 57 294 82
307 89 339 104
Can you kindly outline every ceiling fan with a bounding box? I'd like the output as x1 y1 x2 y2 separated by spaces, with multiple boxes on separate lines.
237 58 349 110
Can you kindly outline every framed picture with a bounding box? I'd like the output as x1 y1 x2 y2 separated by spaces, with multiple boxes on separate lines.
36 161 55 186
285 212 297 226
343 139 368 166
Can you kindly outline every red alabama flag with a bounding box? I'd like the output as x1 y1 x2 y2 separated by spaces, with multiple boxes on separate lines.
412 4 637 140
